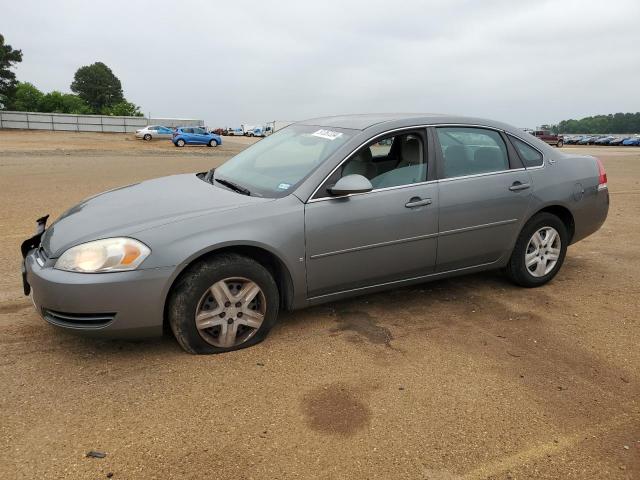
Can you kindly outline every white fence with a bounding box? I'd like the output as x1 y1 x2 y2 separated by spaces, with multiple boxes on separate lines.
0 111 203 133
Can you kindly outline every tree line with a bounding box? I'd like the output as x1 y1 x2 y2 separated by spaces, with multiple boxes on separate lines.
555 113 640 134
1 33 142 116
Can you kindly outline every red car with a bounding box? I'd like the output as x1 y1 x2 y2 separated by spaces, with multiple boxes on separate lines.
533 130 564 147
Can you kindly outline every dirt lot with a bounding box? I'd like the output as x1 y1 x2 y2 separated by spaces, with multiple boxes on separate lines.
1 130 639 479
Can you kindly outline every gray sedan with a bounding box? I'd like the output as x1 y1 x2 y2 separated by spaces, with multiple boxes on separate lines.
22 114 609 354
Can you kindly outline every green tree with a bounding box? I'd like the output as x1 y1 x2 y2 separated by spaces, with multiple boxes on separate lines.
100 100 143 117
10 82 43 111
39 90 91 114
70 62 124 112
0 34 23 109
557 113 640 134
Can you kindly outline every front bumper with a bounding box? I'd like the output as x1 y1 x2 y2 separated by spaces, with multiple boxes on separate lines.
24 249 174 338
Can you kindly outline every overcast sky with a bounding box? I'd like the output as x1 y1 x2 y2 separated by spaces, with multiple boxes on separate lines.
3 0 639 127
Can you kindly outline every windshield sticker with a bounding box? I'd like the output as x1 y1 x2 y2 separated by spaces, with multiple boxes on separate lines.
312 129 343 141
277 183 291 190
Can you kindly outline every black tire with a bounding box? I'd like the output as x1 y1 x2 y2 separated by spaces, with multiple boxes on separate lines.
207 139 218 147
168 254 280 354
505 213 568 288
143 134 152 141
556 139 563 148
175 139 186 147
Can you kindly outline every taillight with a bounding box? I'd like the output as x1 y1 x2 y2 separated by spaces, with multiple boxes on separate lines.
596 158 607 189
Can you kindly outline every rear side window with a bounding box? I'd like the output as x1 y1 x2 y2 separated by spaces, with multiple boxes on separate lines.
509 136 543 167
436 127 509 179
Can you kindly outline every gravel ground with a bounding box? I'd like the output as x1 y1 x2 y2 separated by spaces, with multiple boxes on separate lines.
0 130 638 479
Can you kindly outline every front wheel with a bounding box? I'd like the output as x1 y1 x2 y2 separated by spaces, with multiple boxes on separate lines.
168 254 280 354
207 139 218 147
175 139 186 147
556 139 563 148
505 213 568 287
143 134 152 141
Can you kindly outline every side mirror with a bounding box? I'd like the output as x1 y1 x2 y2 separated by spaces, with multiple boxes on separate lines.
329 174 373 196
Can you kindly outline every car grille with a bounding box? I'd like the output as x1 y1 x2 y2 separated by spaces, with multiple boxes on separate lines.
43 309 116 328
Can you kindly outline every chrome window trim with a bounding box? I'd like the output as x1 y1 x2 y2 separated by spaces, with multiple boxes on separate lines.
437 167 525 183
307 179 437 203
307 123 530 202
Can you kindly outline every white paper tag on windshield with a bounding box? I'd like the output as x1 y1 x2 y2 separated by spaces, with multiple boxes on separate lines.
312 129 343 141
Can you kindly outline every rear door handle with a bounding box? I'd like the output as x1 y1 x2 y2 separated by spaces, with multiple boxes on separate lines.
509 182 531 192
405 197 432 208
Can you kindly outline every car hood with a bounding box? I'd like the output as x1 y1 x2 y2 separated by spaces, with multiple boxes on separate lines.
41 173 270 257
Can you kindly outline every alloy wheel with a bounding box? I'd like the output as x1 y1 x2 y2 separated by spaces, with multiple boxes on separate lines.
195 277 266 348
525 227 561 277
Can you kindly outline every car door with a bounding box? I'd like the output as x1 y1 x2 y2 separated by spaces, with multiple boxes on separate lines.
192 128 205 144
304 129 439 299
433 126 532 271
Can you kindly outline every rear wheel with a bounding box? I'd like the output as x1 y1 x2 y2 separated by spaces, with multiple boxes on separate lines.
175 139 186 147
506 213 568 287
168 254 279 354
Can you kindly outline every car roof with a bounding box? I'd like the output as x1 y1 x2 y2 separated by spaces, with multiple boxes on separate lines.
296 113 517 132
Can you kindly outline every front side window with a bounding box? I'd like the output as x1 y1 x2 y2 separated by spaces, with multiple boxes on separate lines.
194 128 206 134
436 127 509 179
313 131 427 199
509 135 543 167
214 125 353 198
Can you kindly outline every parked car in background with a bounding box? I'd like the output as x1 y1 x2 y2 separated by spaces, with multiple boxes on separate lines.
22 113 609 354
212 128 226 136
622 137 640 146
594 136 616 145
247 126 267 137
226 127 245 136
609 137 629 146
135 125 174 141
532 130 564 147
172 127 222 147
577 136 595 145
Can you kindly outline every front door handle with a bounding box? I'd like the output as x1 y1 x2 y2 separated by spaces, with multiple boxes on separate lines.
405 197 432 208
509 181 531 192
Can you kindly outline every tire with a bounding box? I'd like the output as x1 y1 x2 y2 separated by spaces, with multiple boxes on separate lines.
505 213 568 288
207 139 218 147
175 139 186 147
556 139 563 148
143 134 152 141
168 254 280 354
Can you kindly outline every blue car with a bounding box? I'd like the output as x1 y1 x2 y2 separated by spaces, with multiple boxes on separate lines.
622 137 640 146
172 127 222 147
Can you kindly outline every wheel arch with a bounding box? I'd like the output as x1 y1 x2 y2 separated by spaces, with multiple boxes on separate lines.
527 204 575 243
162 243 296 333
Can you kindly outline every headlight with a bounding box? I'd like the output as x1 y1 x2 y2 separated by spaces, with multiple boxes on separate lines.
54 238 151 273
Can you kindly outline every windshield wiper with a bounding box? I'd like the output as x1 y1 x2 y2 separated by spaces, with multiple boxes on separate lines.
215 177 251 196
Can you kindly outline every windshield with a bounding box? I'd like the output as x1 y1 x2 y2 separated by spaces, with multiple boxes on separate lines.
214 125 353 197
